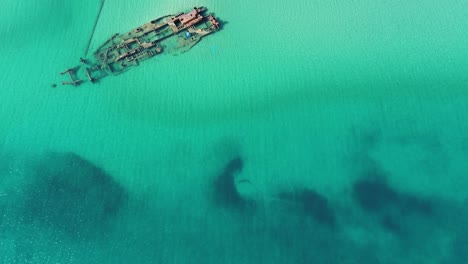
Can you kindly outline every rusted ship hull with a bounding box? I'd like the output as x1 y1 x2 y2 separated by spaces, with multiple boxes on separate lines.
59 7 220 86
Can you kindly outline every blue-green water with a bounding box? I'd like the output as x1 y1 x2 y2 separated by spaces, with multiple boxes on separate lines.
1 0 467 263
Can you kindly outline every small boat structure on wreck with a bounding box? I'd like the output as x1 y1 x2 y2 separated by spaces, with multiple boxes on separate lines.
59 7 220 86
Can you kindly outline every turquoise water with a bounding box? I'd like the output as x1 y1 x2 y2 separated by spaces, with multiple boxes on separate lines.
1 0 467 263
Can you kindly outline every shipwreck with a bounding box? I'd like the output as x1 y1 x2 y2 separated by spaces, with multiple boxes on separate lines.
58 6 220 86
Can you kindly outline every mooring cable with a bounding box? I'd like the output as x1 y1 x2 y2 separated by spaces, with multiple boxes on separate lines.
84 0 106 57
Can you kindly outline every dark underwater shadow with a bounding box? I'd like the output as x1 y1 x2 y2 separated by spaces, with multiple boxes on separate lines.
277 188 337 228
21 152 128 238
353 178 434 216
351 163 437 238
212 156 255 211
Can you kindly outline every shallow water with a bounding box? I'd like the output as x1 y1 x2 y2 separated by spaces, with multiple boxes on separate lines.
1 0 467 263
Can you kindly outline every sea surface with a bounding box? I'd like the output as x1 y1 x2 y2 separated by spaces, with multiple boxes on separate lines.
1 0 467 263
